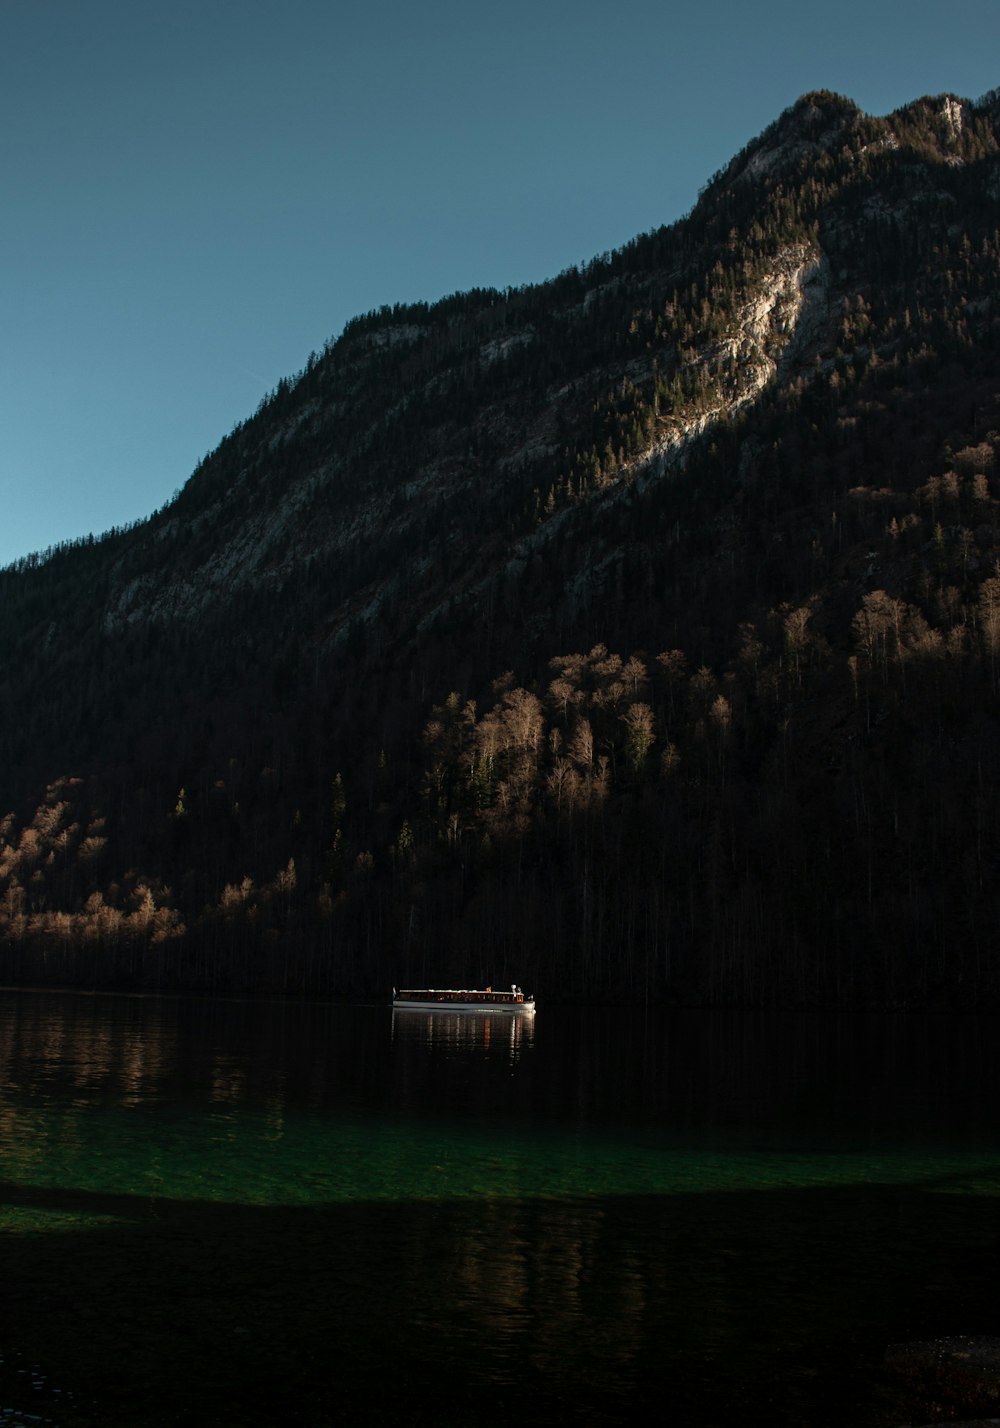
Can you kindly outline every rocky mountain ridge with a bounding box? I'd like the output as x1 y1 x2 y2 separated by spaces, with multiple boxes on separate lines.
89 92 993 633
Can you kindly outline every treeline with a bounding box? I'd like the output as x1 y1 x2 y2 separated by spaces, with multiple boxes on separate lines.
3 444 1000 1005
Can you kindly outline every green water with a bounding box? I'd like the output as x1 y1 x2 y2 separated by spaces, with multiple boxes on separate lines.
0 992 998 1425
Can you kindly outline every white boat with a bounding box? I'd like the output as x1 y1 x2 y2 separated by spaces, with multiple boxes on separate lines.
392 984 535 1013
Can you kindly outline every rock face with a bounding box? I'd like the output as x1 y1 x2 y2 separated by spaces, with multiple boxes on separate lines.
940 94 966 142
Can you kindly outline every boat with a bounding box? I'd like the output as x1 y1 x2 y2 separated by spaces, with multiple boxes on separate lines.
392 984 535 1013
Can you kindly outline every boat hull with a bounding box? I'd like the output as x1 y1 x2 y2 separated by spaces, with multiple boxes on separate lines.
392 989 535 1014
392 997 535 1014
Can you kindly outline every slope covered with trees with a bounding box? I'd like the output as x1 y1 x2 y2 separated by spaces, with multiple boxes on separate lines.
2 88 1000 1004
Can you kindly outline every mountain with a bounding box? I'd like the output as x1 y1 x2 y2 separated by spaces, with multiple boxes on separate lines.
3 88 1000 1005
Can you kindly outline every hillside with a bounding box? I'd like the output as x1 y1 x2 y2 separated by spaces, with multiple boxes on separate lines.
2 87 1000 1004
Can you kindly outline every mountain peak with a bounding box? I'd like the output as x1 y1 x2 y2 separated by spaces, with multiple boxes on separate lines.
720 90 861 192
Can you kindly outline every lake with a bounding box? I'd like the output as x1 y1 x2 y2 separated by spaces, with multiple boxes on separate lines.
0 990 998 1425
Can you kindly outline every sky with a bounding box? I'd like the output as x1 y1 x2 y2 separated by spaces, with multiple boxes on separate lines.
3 0 1000 568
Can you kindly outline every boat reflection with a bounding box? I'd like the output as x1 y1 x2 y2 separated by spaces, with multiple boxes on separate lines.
391 1007 535 1059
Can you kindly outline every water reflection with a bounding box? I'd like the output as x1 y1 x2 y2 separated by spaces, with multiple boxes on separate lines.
4 994 1000 1152
0 992 177 1107
391 1006 535 1061
0 992 395 1121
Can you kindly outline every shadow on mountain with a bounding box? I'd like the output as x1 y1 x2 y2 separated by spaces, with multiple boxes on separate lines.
1 1171 998 1427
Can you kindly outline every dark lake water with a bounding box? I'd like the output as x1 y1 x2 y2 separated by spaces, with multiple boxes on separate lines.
0 990 998 1426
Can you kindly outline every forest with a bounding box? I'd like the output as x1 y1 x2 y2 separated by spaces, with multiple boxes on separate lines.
1 88 999 1005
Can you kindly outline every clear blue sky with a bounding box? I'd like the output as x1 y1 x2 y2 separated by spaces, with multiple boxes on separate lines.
3 0 999 567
